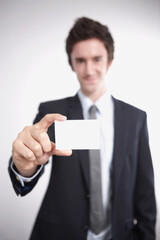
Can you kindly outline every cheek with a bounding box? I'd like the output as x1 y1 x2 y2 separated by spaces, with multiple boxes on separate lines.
98 61 108 71
77 67 85 77
98 65 107 75
75 68 84 80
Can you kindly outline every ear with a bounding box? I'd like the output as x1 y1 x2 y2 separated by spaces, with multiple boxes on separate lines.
71 64 75 72
107 60 112 70
69 54 75 71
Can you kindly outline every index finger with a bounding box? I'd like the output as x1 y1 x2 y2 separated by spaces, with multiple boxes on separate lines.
35 113 67 131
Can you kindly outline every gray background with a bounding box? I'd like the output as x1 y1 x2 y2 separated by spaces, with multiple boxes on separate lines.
0 0 160 239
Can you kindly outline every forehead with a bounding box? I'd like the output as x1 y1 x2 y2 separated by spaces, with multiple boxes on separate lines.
71 38 108 58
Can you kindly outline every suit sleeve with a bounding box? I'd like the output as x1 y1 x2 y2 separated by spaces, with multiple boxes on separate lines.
134 114 156 239
8 103 49 196
8 157 45 196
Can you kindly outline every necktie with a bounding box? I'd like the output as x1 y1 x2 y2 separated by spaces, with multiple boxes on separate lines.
89 105 105 234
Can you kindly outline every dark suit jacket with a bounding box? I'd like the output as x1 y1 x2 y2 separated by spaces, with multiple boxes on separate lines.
9 94 156 240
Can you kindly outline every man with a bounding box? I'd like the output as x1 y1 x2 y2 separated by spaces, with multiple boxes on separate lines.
9 17 156 240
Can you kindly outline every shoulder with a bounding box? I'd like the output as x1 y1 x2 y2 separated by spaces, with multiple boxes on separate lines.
33 95 78 124
38 95 76 114
112 96 147 121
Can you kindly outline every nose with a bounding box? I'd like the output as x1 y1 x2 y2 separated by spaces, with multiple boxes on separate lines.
85 61 94 75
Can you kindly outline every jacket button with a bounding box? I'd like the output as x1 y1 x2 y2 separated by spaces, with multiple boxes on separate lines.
133 219 138 225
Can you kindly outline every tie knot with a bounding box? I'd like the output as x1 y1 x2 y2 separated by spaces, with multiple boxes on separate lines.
89 105 98 119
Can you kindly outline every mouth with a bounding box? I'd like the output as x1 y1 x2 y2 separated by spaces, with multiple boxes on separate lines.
84 76 96 82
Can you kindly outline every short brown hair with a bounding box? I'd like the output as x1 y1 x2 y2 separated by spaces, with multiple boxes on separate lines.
66 17 114 66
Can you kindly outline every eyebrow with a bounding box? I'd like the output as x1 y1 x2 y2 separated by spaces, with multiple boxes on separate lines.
75 57 84 61
75 56 104 61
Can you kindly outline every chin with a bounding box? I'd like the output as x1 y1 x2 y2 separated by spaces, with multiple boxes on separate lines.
83 88 97 96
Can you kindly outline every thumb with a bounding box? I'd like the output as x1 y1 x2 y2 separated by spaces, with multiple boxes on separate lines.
50 142 72 156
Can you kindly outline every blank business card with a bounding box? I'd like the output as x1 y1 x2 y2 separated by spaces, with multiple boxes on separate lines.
55 120 100 150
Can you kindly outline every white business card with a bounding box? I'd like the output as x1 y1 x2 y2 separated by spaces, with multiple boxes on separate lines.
55 120 100 150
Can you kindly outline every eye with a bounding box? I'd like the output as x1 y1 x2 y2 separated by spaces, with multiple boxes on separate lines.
94 57 102 62
76 58 84 63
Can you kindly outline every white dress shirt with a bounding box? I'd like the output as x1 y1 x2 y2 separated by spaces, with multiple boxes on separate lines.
78 90 114 240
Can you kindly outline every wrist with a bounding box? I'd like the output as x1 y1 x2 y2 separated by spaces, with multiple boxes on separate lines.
13 163 38 178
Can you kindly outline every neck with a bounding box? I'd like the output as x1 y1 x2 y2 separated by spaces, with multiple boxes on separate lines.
81 88 106 102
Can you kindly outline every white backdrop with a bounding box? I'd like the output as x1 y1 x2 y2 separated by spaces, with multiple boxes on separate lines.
0 0 160 239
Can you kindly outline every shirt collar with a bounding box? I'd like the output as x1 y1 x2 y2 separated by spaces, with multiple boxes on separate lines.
77 89 112 119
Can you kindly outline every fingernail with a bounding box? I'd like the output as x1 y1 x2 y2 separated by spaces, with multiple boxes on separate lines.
66 149 72 154
62 115 67 120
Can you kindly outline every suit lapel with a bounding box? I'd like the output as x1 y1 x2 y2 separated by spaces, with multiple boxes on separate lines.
68 94 90 192
112 97 130 195
67 95 129 195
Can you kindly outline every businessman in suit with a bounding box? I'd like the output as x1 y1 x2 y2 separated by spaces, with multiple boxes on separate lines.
9 17 156 240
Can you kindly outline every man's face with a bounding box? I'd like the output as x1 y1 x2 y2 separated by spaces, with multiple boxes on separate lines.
71 38 112 101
